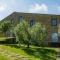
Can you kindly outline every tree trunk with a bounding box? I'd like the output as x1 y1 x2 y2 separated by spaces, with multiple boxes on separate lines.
27 42 29 48
19 41 21 47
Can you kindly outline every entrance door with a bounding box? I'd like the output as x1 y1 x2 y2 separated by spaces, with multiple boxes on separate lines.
51 33 58 47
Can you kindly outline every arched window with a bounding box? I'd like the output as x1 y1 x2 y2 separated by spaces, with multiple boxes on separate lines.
51 32 58 42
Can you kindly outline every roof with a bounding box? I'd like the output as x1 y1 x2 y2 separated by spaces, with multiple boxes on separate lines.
14 11 60 16
0 11 60 21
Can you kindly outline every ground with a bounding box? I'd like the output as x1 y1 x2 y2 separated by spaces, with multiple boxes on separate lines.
0 45 56 60
0 37 56 60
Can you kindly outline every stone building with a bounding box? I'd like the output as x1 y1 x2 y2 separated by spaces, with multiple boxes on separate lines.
1 12 60 47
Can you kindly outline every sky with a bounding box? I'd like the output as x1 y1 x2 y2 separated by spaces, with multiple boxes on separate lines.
0 0 60 20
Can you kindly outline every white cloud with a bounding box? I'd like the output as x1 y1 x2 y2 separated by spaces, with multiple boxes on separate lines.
0 3 6 12
28 3 48 13
58 6 60 11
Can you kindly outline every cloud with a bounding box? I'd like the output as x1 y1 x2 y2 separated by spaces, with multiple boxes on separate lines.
0 3 6 12
58 6 60 11
28 3 48 13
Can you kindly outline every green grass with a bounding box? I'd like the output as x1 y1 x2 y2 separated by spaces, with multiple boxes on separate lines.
0 54 9 60
0 45 56 60
0 37 56 60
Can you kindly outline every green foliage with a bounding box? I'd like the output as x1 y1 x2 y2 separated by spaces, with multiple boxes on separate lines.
14 20 47 47
0 21 11 32
14 21 28 46
30 22 47 46
0 21 14 36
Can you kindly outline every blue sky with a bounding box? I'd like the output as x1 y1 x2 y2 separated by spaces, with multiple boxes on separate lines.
0 0 60 20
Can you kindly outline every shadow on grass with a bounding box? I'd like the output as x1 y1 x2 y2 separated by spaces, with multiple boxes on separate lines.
6 44 56 60
22 48 56 60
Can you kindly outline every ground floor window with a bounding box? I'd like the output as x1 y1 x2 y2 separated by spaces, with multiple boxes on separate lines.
51 32 58 42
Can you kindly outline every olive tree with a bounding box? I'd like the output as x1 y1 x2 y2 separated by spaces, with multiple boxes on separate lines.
30 22 47 46
14 20 47 48
14 21 31 48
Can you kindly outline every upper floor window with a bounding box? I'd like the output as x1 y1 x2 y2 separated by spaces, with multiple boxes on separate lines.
29 19 35 27
19 16 24 22
51 17 57 26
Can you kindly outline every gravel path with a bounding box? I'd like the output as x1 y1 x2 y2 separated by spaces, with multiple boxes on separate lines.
0 48 29 60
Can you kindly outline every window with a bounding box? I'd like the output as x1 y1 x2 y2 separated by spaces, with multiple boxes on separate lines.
51 32 58 42
51 18 57 26
19 16 24 22
29 19 35 27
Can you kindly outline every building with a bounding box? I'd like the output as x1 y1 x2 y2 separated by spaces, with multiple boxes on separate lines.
1 12 60 47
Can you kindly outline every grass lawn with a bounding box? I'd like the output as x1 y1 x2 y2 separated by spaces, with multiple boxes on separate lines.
0 37 56 60
0 53 9 60
0 45 56 60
